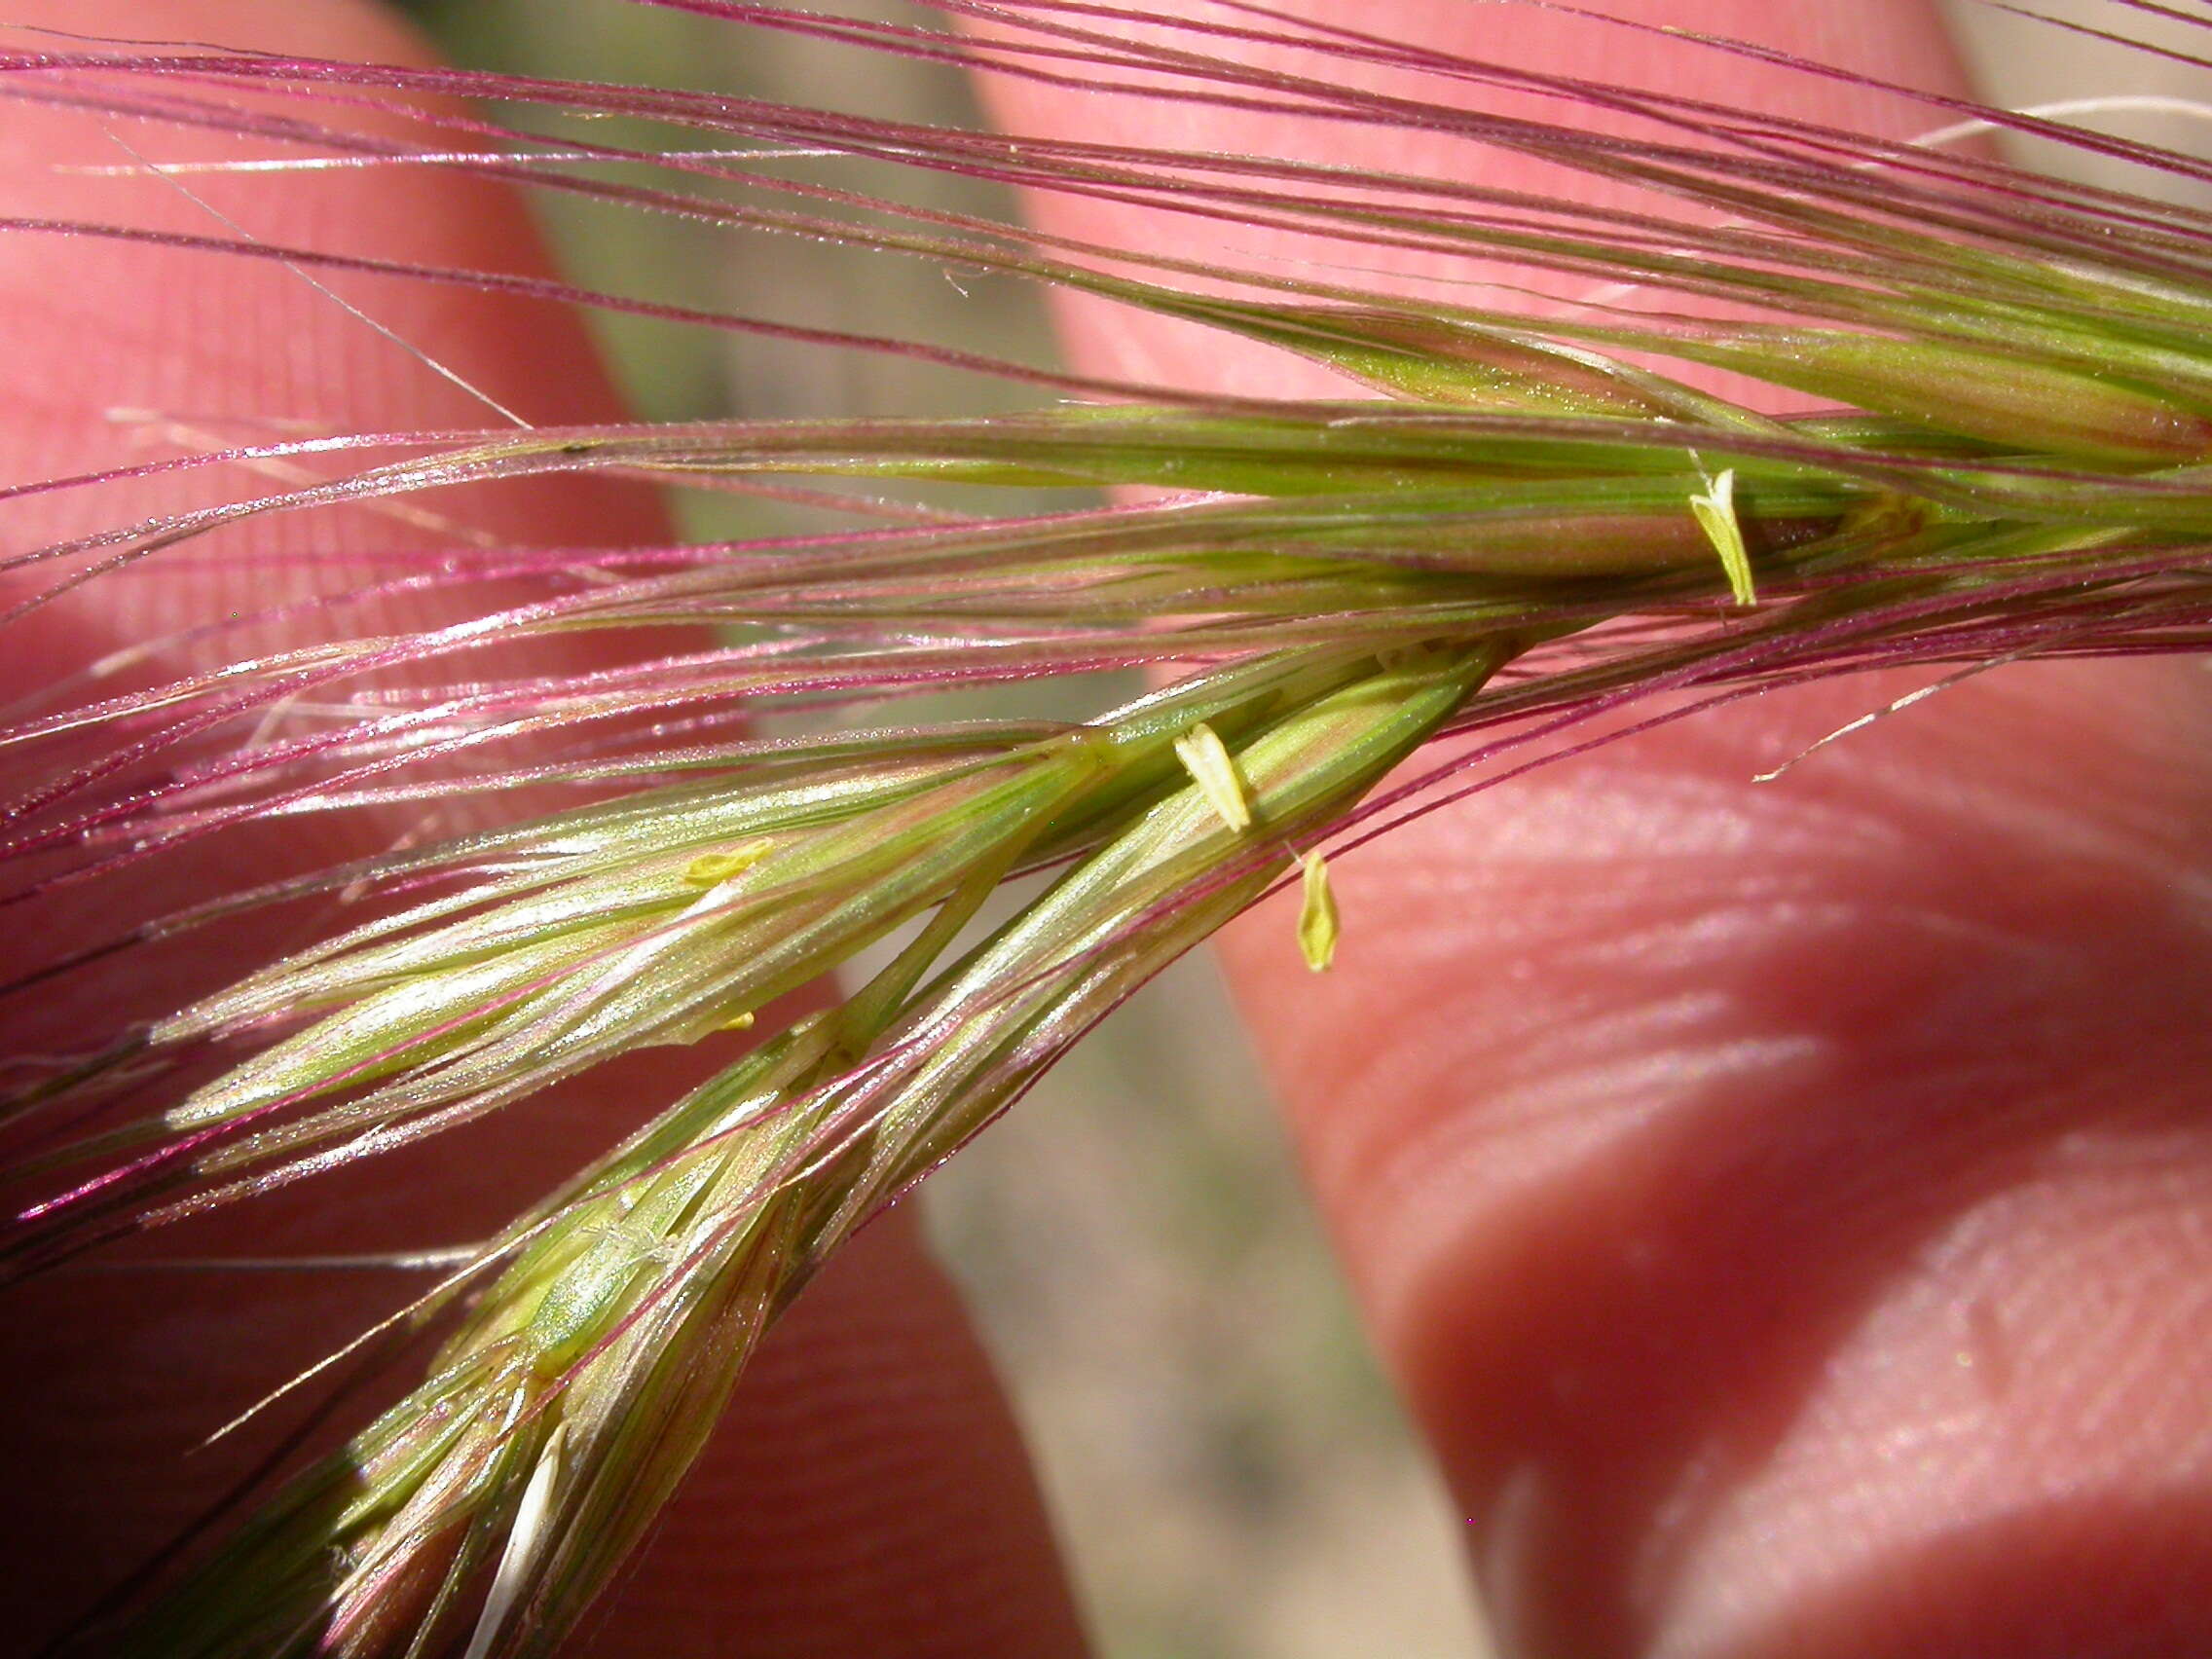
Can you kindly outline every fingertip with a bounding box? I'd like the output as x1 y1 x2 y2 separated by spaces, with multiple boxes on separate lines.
979 0 2212 1651
1219 657 2212 1655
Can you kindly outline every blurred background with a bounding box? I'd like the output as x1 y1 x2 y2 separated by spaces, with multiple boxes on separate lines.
374 4 2201 1654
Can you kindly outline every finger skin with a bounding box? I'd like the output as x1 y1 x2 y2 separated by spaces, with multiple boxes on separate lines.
979 5 2212 1655
0 4 1084 1654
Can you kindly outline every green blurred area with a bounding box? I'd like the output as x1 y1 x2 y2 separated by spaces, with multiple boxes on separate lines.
388 4 1489 1656
397 0 1073 535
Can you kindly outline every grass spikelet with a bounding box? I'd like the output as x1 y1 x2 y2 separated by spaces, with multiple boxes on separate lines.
3 1 2211 1651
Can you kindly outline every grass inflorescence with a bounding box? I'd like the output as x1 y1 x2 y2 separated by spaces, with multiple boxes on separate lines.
2 1 2210 1652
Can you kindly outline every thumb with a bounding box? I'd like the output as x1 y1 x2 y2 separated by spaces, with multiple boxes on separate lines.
981 4 2212 1655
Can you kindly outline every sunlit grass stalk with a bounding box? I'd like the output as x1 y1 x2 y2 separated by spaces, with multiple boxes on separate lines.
3 1 2211 1652
100 642 1496 1658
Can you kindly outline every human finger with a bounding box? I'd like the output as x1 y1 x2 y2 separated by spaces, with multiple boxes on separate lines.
980 5 2212 1654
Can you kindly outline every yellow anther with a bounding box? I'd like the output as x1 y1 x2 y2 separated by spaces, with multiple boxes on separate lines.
682 837 777 888
1173 722 1251 832
1296 849 1339 973
1689 467 1755 608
